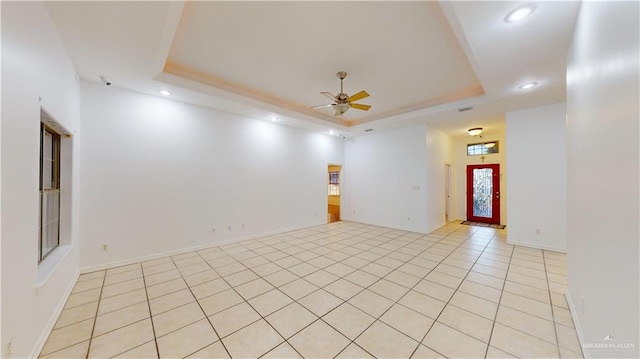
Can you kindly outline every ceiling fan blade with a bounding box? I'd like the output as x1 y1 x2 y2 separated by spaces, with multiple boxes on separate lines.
311 104 335 109
349 90 369 102
321 92 337 101
350 103 371 111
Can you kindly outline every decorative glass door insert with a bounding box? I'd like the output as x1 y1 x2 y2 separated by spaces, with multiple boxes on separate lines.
466 164 500 224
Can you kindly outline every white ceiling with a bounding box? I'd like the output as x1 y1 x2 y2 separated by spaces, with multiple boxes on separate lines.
46 1 580 138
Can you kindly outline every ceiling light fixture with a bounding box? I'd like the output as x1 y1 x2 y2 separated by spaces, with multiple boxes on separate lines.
505 3 537 23
518 82 538 90
468 127 483 136
270 116 279 122
159 90 172 96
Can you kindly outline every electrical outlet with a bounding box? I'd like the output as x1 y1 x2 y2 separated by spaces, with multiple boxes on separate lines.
535 229 540 235
581 295 585 314
101 244 108 251
228 226 232 231
212 228 216 234
241 224 245 230
407 216 411 221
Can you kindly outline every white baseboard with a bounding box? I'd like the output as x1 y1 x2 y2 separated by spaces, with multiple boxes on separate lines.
565 289 589 358
30 270 80 359
506 238 567 253
342 218 428 234
80 221 326 274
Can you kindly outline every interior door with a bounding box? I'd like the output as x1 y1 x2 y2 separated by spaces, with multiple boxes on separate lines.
466 164 500 224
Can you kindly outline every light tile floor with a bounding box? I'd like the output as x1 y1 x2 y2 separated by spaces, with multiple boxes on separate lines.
39 221 584 358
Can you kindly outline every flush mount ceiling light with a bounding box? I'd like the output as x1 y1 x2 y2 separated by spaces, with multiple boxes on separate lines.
468 127 483 136
505 3 537 22
518 82 538 90
270 116 279 122
159 89 172 96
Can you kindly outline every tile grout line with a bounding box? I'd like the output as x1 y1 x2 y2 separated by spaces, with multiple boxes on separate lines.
406 226 502 358
481 237 517 358
139 262 161 359
167 254 235 359
83 270 108 359
196 250 307 359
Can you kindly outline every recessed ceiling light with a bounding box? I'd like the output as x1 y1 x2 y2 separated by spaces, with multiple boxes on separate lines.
159 90 172 96
329 130 335 135
505 3 537 23
270 116 279 122
518 82 538 90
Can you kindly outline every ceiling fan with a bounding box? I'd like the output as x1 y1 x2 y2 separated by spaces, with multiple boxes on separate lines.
311 71 371 117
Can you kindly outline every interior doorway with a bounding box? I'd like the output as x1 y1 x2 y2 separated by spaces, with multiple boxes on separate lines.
466 164 501 224
445 163 452 222
327 165 341 223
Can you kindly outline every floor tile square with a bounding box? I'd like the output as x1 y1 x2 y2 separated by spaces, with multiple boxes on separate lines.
234 278 275 300
262 342 302 358
489 323 559 358
222 319 284 358
449 291 498 320
496 305 556 344
279 278 319 300
288 319 350 358
344 270 379 287
152 302 206 337
348 289 395 318
398 290 446 319
369 278 410 301
356 320 419 358
94 302 150 336
54 301 99 329
413 279 456 302
149 288 195 316
437 304 494 343
198 289 244 316
265 302 318 339
116 341 157 358
422 322 487 359
157 319 218 358
380 304 434 341
223 269 259 287
209 302 261 338
304 270 339 288
263 269 298 287
190 278 231 300
88 319 154 358
324 279 364 301
41 319 94 356
412 344 446 358
39 340 90 359
336 343 374 358
248 289 294 316
185 341 229 358
298 289 343 316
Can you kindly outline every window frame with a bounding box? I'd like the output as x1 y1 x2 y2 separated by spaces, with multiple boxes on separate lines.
467 141 499 156
328 171 340 196
39 123 61 262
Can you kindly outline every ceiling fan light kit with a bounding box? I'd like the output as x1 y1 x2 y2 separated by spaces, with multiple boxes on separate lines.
311 71 372 117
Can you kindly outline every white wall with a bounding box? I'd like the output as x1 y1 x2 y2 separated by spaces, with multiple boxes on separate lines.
1 2 82 357
342 124 451 233
79 82 344 270
452 129 507 224
342 125 428 232
566 1 639 357
425 126 453 232
506 103 567 252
